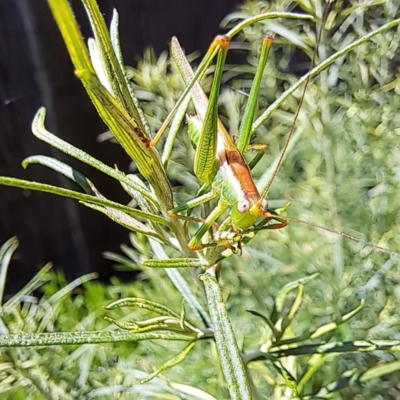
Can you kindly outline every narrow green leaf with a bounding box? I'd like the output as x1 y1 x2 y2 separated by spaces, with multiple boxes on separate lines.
276 273 319 313
224 12 314 38
124 316 174 329
82 202 163 239
141 341 196 384
263 21 310 51
32 108 158 206
88 37 111 93
342 299 365 322
0 237 17 260
0 237 19 308
105 314 201 337
82 0 148 135
287 285 304 320
22 155 95 194
359 360 400 382
268 340 400 358
110 9 151 137
297 354 332 394
120 243 141 263
161 93 191 167
21 155 164 239
143 258 208 269
106 297 180 319
0 176 168 226
279 285 305 341
246 310 276 335
201 269 252 400
168 382 218 400
272 361 298 395
0 330 195 347
47 0 173 209
47 0 93 74
309 322 338 340
310 300 364 340
79 70 173 209
180 298 186 331
103 252 134 264
120 174 158 215
104 316 139 331
149 240 211 327
3 263 53 314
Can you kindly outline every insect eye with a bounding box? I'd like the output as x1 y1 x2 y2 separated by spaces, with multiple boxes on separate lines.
237 199 250 213
261 199 268 210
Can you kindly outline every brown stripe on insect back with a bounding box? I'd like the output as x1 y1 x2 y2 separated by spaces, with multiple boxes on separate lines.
221 148 260 201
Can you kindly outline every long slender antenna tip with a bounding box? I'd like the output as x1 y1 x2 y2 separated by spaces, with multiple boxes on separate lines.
279 215 400 259
259 14 324 204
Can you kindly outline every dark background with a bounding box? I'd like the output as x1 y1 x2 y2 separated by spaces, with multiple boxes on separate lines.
0 0 242 294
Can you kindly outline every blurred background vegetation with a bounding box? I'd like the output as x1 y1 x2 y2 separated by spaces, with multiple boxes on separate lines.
1 0 400 398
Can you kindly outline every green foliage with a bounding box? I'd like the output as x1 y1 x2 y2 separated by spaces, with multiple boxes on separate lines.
0 0 400 398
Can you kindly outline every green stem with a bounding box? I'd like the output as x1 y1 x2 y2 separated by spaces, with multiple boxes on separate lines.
242 339 400 362
201 269 252 400
226 12 314 38
0 330 195 347
0 177 168 225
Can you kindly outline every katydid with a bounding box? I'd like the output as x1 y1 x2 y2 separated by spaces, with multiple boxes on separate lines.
168 34 287 251
153 28 399 258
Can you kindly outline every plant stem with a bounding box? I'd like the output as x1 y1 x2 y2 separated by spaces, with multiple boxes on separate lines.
201 267 253 400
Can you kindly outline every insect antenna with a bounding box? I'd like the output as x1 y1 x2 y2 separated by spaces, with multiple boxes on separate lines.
273 215 400 259
254 7 399 258
257 8 327 206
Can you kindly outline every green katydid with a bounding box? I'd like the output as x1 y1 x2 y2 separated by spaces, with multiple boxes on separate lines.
167 34 288 252
150 22 399 258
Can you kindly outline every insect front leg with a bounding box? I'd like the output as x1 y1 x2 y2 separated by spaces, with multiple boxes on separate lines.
168 190 219 216
187 200 229 251
168 190 231 251
168 189 220 229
